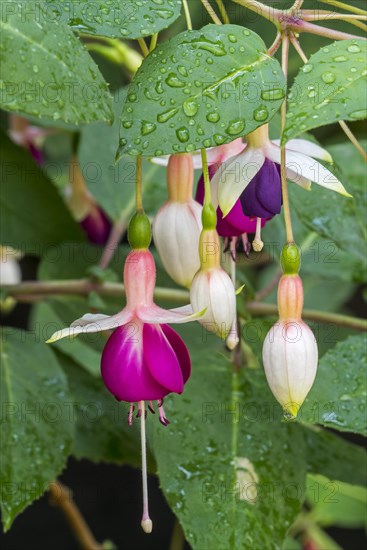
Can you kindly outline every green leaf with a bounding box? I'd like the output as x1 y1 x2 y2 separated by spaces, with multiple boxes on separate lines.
0 328 73 530
289 140 367 265
57 352 147 467
151 325 307 549
44 0 182 39
301 426 367 487
307 474 367 529
299 335 367 435
0 132 85 254
283 39 367 142
0 2 113 124
118 24 285 157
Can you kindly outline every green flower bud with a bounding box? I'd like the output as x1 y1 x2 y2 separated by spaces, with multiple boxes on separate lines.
201 203 217 230
281 243 301 275
128 212 151 250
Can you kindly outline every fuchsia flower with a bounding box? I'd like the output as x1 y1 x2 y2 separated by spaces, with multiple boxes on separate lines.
8 114 48 165
47 246 202 424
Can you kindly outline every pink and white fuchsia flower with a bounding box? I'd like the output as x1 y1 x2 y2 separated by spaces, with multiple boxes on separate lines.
47 248 202 422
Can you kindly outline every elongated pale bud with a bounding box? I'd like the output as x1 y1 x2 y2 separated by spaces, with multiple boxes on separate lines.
153 154 202 288
262 244 318 418
190 229 236 339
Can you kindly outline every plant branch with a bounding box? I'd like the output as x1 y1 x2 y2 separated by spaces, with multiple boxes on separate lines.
215 0 230 24
98 216 129 270
4 280 366 331
182 0 193 30
318 0 367 17
231 0 278 24
49 482 102 550
292 19 364 40
245 302 367 332
267 32 282 56
137 38 149 57
200 0 222 25
302 11 367 22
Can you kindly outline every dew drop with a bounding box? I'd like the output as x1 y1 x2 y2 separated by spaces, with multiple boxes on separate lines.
322 71 336 84
349 109 367 119
203 138 212 147
165 73 185 87
226 120 245 135
214 134 226 145
206 112 220 123
333 55 347 62
253 106 269 122
261 88 285 101
127 93 137 102
176 127 190 142
157 108 178 123
302 64 313 73
347 44 361 53
183 99 199 117
141 121 156 135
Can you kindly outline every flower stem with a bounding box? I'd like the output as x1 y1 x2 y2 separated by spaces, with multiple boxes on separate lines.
200 0 223 25
280 35 294 244
231 0 278 24
319 0 367 16
289 34 367 162
215 0 230 23
137 38 149 57
267 33 282 56
302 12 367 22
136 156 143 212
149 33 158 52
291 0 304 12
182 0 193 30
98 216 128 270
49 482 102 550
140 401 152 533
201 148 212 205
169 519 185 550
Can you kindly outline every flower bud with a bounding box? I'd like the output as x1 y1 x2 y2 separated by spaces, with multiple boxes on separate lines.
190 229 236 339
262 273 318 417
153 154 202 288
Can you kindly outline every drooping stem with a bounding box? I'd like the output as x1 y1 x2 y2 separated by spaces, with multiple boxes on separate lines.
149 33 158 52
339 121 367 162
140 401 152 533
290 34 367 161
136 156 143 212
137 38 149 57
318 0 367 16
267 33 282 56
169 519 185 550
293 19 363 40
201 148 212 205
182 0 193 30
280 35 294 244
200 0 223 25
98 216 128 270
231 0 277 24
215 0 230 24
49 482 102 550
302 11 367 22
291 0 304 12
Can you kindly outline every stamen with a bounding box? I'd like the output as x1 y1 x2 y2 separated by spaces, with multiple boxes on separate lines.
140 401 153 534
128 404 134 426
252 218 264 252
241 233 251 256
158 404 170 426
148 401 155 414
229 237 237 262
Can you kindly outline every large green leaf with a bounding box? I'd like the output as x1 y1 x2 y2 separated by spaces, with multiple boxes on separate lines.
0 328 74 530
283 39 367 142
302 426 367 487
299 335 367 435
79 89 167 221
57 352 146 466
0 1 112 124
118 24 286 157
150 325 307 549
0 132 85 253
289 141 367 265
44 0 182 39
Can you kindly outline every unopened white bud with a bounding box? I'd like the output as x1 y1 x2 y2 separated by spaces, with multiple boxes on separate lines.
141 518 153 533
262 320 318 417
